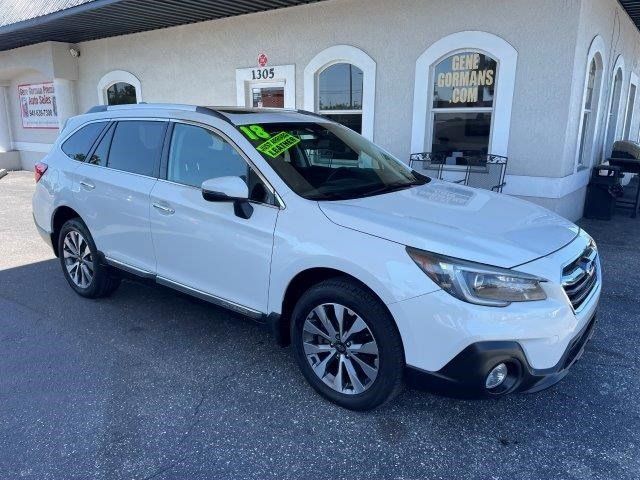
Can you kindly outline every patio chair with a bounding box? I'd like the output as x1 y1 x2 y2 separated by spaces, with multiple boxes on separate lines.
409 152 447 179
462 154 508 193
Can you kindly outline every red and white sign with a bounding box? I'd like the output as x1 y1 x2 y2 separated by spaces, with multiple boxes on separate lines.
18 82 59 129
257 53 268 67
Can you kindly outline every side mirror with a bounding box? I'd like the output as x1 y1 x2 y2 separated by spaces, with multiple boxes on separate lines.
201 176 253 219
201 176 249 202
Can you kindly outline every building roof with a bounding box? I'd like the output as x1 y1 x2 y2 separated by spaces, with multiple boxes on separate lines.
620 0 640 29
1 0 640 53
0 0 323 52
0 0 95 28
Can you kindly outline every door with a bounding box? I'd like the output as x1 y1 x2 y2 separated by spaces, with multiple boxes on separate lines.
149 121 279 313
74 120 167 273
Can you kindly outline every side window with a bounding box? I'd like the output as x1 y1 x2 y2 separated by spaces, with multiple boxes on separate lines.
61 122 108 161
168 123 273 204
168 123 247 187
107 121 166 176
88 124 115 166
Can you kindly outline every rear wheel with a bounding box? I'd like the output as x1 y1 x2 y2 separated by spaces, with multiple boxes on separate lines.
58 218 121 298
291 278 404 410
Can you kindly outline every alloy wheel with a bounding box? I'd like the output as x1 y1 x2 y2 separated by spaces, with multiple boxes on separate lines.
302 303 379 395
62 230 94 289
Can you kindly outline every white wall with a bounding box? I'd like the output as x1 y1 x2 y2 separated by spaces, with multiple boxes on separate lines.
75 0 582 177
2 0 640 219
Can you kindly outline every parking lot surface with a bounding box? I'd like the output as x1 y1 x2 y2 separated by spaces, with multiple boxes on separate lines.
1 170 639 479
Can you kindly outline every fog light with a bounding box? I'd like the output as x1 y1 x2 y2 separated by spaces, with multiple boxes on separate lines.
485 363 508 389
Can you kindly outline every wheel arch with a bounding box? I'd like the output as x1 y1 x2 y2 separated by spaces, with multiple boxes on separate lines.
50 205 83 257
273 267 397 347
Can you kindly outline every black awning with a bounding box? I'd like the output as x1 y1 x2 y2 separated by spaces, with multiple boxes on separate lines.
621 0 640 29
0 0 323 52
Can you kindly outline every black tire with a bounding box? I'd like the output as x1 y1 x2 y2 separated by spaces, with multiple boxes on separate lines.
291 277 404 410
57 218 121 298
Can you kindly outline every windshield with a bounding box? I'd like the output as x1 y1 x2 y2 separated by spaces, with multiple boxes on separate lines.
237 122 428 200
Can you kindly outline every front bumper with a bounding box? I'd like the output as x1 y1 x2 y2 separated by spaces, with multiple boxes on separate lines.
405 312 598 398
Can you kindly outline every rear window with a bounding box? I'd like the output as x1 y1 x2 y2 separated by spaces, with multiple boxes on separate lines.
107 121 167 177
61 122 107 161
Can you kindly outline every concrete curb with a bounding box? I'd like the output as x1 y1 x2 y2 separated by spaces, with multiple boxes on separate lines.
0 168 7 180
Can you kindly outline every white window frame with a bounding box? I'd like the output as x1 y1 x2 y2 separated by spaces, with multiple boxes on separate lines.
411 31 517 157
602 55 625 161
574 36 606 172
622 71 638 141
97 70 142 105
304 45 376 140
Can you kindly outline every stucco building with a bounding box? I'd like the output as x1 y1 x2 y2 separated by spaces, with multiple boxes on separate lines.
1 0 639 220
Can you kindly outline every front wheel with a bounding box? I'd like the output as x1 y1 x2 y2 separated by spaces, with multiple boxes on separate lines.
291 278 404 410
58 218 121 298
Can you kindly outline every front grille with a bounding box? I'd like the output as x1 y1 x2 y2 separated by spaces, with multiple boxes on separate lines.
562 244 599 311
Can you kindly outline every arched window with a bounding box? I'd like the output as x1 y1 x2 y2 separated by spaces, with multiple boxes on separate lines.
603 58 625 161
304 45 376 139
411 32 517 158
318 63 364 133
97 70 142 106
577 55 604 168
430 51 497 157
106 82 137 105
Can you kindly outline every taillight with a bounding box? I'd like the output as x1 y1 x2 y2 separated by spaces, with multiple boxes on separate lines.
34 162 48 182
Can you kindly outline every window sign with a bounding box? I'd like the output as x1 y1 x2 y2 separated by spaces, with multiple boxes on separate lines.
18 82 59 129
433 52 496 108
430 52 497 158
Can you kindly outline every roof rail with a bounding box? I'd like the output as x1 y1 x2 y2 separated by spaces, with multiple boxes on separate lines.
195 106 234 124
86 105 108 114
296 109 330 121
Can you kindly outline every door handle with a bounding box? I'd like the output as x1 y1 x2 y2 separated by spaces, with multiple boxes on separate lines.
80 180 95 190
152 202 175 215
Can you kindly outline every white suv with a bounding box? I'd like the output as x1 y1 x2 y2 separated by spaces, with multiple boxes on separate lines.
32 104 601 410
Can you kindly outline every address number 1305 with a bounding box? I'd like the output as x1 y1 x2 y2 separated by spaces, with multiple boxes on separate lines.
252 68 275 80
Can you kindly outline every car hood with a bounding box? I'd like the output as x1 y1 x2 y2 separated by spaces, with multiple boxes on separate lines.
318 181 580 268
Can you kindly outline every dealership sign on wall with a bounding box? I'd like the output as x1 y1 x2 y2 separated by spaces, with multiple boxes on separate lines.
18 82 59 129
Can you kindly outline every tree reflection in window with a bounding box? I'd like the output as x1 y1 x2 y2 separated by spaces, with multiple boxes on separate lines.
106 82 137 105
318 63 363 134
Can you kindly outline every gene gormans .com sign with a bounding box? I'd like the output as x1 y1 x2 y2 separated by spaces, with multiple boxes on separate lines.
18 82 59 129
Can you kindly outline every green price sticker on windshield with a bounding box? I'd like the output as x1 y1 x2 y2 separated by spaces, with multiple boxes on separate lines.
256 131 301 158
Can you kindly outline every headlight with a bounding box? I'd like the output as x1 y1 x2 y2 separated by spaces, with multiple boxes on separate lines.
406 247 547 307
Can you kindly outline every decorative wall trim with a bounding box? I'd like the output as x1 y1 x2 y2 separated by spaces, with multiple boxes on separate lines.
12 141 53 153
411 31 518 157
303 45 376 140
503 169 591 199
96 70 142 105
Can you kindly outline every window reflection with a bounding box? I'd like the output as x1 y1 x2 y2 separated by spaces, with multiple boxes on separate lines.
318 63 363 134
106 82 137 105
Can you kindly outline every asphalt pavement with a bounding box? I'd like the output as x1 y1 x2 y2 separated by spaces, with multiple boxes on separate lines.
1 170 638 479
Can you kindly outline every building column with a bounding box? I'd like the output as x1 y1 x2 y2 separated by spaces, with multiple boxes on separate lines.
0 84 12 152
53 78 78 130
